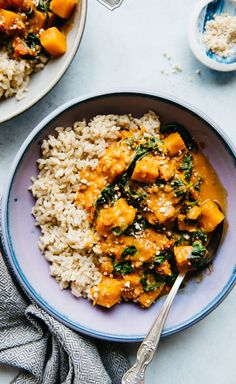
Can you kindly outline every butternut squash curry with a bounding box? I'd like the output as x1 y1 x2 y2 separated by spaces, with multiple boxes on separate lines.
76 121 226 309
0 0 77 58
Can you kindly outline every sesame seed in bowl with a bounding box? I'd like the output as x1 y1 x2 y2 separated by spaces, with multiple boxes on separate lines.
188 0 236 71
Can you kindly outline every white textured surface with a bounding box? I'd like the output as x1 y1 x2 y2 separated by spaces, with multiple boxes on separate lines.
0 0 235 383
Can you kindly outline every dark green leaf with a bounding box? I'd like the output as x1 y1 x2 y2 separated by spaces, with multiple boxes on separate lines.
7 41 13 57
125 136 162 179
188 241 208 268
140 271 165 292
191 231 208 244
153 249 173 264
123 215 147 236
164 272 178 285
111 227 124 237
171 178 187 197
113 261 133 275
120 182 147 208
155 178 166 186
37 0 51 14
180 154 193 182
25 33 40 49
174 232 190 246
95 184 118 212
194 177 202 192
121 246 138 258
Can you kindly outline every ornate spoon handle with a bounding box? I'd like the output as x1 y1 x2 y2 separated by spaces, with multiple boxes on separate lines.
122 273 185 384
97 0 123 10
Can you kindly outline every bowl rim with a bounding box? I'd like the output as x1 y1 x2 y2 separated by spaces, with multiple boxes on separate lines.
188 0 236 72
2 89 236 342
0 0 88 124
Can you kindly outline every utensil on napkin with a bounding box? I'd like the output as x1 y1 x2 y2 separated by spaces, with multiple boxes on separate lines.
97 0 123 10
0 239 129 384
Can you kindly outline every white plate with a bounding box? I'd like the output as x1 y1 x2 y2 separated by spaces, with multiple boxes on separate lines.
0 0 87 123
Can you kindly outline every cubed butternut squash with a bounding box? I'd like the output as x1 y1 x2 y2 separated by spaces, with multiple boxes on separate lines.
96 198 137 236
121 274 143 300
155 260 172 276
91 277 123 308
138 285 164 308
50 0 77 19
174 246 193 273
12 37 32 57
147 196 176 225
187 206 201 220
132 155 159 183
164 132 186 156
29 10 47 33
0 9 21 32
177 214 197 232
40 27 66 57
159 162 174 181
200 200 224 232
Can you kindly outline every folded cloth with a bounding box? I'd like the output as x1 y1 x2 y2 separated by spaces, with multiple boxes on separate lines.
0 240 130 384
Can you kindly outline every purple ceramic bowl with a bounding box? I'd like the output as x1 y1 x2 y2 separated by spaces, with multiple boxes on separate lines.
1 91 236 342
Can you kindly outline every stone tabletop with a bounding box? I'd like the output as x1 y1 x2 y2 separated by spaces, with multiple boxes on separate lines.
0 0 235 383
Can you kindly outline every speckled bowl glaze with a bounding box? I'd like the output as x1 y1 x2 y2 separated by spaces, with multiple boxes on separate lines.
0 0 87 124
1 91 236 342
188 0 236 71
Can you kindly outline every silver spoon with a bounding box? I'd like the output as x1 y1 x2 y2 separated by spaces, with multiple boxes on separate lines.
122 221 224 384
97 0 123 10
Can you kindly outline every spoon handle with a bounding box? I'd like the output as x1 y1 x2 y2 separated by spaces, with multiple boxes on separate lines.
122 273 185 384
97 0 123 10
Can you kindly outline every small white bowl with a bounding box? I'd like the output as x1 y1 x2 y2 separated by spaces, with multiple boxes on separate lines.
0 0 87 124
188 0 236 72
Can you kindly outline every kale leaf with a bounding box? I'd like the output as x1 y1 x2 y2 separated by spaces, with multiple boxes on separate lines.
121 246 138 258
113 261 133 275
123 184 147 208
94 184 118 212
174 232 190 246
171 178 187 197
180 154 193 182
123 214 147 236
37 0 51 14
140 271 165 292
188 241 208 268
153 249 172 264
26 33 40 50
191 230 208 244
194 177 202 192
124 136 162 179
111 227 124 237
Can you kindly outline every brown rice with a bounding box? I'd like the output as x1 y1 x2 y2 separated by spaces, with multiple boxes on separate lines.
30 112 161 299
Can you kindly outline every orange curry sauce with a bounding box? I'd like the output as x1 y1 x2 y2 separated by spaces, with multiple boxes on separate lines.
76 124 226 309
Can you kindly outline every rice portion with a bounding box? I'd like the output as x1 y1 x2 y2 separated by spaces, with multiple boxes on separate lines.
0 49 45 100
30 112 161 299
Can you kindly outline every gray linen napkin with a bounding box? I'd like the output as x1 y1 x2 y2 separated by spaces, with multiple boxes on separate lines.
0 240 130 383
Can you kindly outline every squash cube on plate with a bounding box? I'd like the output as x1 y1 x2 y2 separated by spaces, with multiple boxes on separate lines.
200 200 224 232
132 155 159 183
96 198 137 236
164 132 186 156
